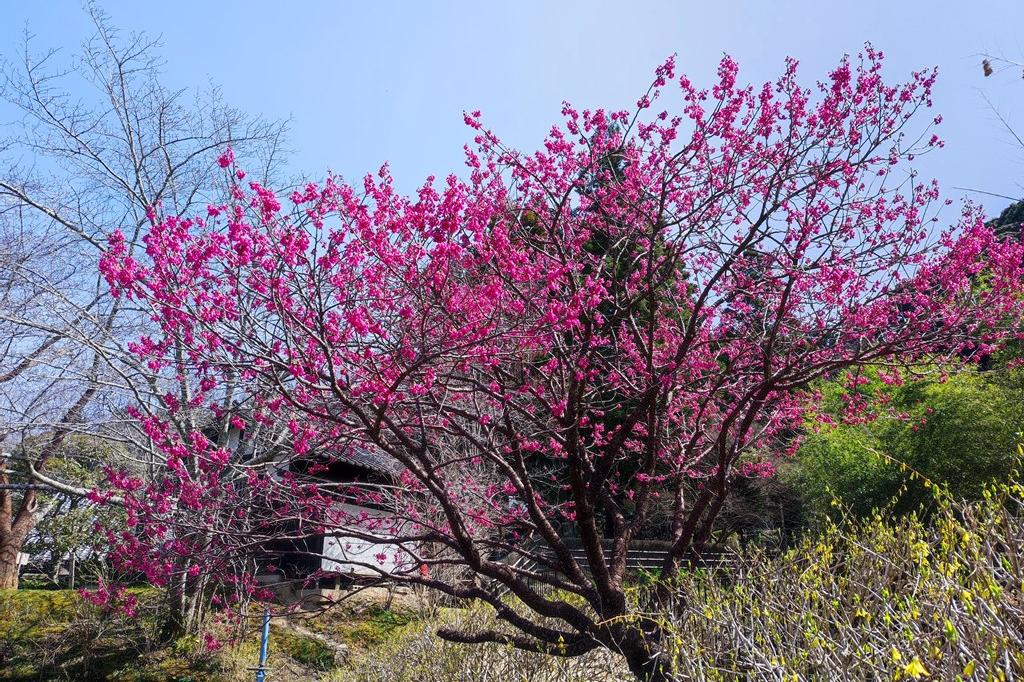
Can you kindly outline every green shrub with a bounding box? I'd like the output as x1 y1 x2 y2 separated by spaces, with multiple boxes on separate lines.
651 471 1024 680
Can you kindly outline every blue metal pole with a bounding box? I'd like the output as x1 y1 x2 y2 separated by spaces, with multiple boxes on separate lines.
255 608 270 682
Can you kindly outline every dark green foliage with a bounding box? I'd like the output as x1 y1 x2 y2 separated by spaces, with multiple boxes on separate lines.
987 199 1024 240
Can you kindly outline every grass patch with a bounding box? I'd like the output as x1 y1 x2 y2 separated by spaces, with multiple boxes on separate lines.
271 625 336 669
0 587 165 681
300 603 414 652
0 588 412 681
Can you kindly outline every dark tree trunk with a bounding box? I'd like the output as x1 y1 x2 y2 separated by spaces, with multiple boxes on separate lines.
159 585 188 642
620 626 676 682
158 562 208 642
623 644 675 682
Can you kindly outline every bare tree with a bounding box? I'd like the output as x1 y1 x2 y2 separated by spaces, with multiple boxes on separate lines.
0 4 287 593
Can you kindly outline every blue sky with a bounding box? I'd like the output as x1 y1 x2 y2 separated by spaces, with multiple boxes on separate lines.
3 1 1024 216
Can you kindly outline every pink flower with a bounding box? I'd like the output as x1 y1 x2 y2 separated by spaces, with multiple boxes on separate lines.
217 147 235 168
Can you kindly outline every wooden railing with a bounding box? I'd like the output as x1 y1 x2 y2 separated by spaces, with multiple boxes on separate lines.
486 539 742 597
561 546 740 574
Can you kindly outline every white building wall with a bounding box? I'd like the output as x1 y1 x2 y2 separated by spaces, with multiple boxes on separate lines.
320 503 409 576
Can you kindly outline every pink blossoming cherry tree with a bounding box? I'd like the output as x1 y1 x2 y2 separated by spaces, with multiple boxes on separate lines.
99 48 1024 681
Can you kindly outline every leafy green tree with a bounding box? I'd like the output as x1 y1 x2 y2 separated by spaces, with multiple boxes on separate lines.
789 365 1023 519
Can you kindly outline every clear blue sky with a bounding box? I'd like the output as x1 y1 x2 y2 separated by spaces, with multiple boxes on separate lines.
3 1 1024 215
